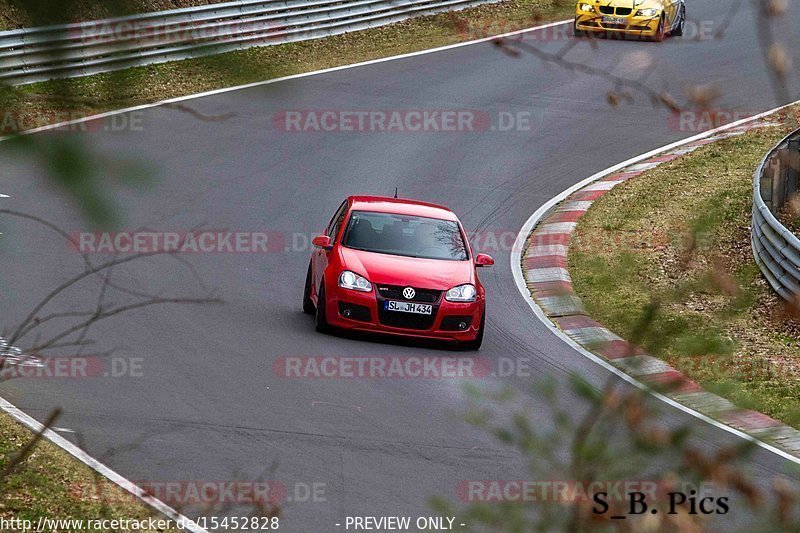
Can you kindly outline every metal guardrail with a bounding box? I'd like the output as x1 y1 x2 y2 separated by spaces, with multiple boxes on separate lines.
0 0 498 86
752 129 800 301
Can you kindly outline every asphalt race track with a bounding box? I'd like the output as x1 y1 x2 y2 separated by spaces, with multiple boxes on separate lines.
2 0 800 530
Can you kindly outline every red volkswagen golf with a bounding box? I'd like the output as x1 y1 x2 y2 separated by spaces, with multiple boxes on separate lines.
303 196 493 350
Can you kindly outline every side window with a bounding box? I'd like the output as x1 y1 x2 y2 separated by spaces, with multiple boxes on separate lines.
326 201 349 241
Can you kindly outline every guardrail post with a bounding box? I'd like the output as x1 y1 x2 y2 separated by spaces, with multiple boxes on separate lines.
788 139 800 207
769 155 782 212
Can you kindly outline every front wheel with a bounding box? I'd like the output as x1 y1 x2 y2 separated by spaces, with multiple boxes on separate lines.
672 5 686 36
303 263 315 315
315 280 330 333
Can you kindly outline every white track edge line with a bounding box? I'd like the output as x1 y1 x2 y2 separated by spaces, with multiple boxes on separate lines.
0 18 572 142
0 16 572 528
0 397 206 532
511 100 800 467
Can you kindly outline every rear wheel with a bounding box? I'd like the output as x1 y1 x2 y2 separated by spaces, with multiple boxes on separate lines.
315 280 330 333
460 309 485 351
303 263 315 315
672 5 686 36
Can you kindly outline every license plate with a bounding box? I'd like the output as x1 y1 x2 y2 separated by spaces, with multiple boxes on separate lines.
384 300 433 315
602 16 626 25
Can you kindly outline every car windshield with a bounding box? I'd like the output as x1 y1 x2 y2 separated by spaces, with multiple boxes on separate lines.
342 211 468 261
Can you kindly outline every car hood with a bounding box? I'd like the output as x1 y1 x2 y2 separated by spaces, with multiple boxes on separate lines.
339 247 474 290
602 0 662 8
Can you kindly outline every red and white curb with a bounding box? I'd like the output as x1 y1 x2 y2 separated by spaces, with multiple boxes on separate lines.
513 107 800 464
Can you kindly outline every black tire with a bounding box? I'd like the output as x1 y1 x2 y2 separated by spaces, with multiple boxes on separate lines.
315 280 330 333
303 263 315 315
460 309 485 351
573 20 586 38
672 5 685 36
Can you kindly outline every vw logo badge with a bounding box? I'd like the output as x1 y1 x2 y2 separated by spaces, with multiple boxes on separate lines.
402 287 416 300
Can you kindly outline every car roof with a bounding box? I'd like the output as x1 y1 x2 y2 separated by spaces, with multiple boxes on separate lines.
347 196 459 221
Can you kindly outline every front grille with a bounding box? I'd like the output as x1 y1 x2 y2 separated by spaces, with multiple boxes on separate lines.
377 308 437 330
377 285 442 304
602 23 628 29
599 6 632 16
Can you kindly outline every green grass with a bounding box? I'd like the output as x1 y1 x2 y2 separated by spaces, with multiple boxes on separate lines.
0 0 574 129
0 410 181 530
568 108 800 428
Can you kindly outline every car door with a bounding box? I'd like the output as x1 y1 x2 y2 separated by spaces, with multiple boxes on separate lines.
313 199 349 296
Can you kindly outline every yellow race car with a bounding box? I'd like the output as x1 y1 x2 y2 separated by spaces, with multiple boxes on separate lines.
574 0 686 41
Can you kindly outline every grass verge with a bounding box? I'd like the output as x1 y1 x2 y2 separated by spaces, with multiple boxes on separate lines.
0 0 573 130
568 108 800 429
0 409 180 530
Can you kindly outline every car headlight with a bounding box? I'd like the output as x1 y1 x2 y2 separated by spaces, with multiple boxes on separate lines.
339 270 372 292
446 284 477 302
578 3 594 12
636 8 659 17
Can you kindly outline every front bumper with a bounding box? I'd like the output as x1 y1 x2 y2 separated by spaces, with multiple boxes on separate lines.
575 12 660 36
323 284 483 342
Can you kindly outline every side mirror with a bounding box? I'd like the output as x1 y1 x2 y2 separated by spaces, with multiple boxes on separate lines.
312 235 333 250
475 253 494 267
